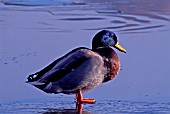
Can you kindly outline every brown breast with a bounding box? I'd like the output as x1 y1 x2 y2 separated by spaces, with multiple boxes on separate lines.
95 47 120 82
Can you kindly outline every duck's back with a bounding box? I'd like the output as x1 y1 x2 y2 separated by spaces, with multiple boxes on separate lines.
27 47 106 94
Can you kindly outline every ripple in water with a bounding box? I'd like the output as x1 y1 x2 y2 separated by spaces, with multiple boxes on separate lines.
3 0 86 6
1 0 170 34
45 10 169 34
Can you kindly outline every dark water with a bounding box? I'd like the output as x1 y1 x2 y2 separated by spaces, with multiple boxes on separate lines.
0 0 170 113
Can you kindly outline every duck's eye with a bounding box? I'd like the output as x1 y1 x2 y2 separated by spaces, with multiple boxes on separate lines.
102 35 108 41
102 35 116 46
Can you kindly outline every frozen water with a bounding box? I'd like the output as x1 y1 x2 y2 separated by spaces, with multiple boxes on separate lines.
0 100 170 114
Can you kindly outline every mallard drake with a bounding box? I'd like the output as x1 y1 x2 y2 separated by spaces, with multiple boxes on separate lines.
26 30 126 110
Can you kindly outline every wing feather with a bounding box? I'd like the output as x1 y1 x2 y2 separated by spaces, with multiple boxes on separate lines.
27 47 92 85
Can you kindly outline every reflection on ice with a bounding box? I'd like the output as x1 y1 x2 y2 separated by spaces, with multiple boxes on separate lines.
42 109 90 114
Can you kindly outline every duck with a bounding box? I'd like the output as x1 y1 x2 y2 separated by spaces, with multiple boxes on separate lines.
26 30 126 110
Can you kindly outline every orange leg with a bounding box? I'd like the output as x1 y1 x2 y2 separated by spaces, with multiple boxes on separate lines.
75 90 95 112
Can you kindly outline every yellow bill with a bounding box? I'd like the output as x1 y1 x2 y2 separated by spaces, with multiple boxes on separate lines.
115 42 126 53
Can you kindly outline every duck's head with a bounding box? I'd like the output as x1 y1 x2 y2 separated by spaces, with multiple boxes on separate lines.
92 30 126 53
